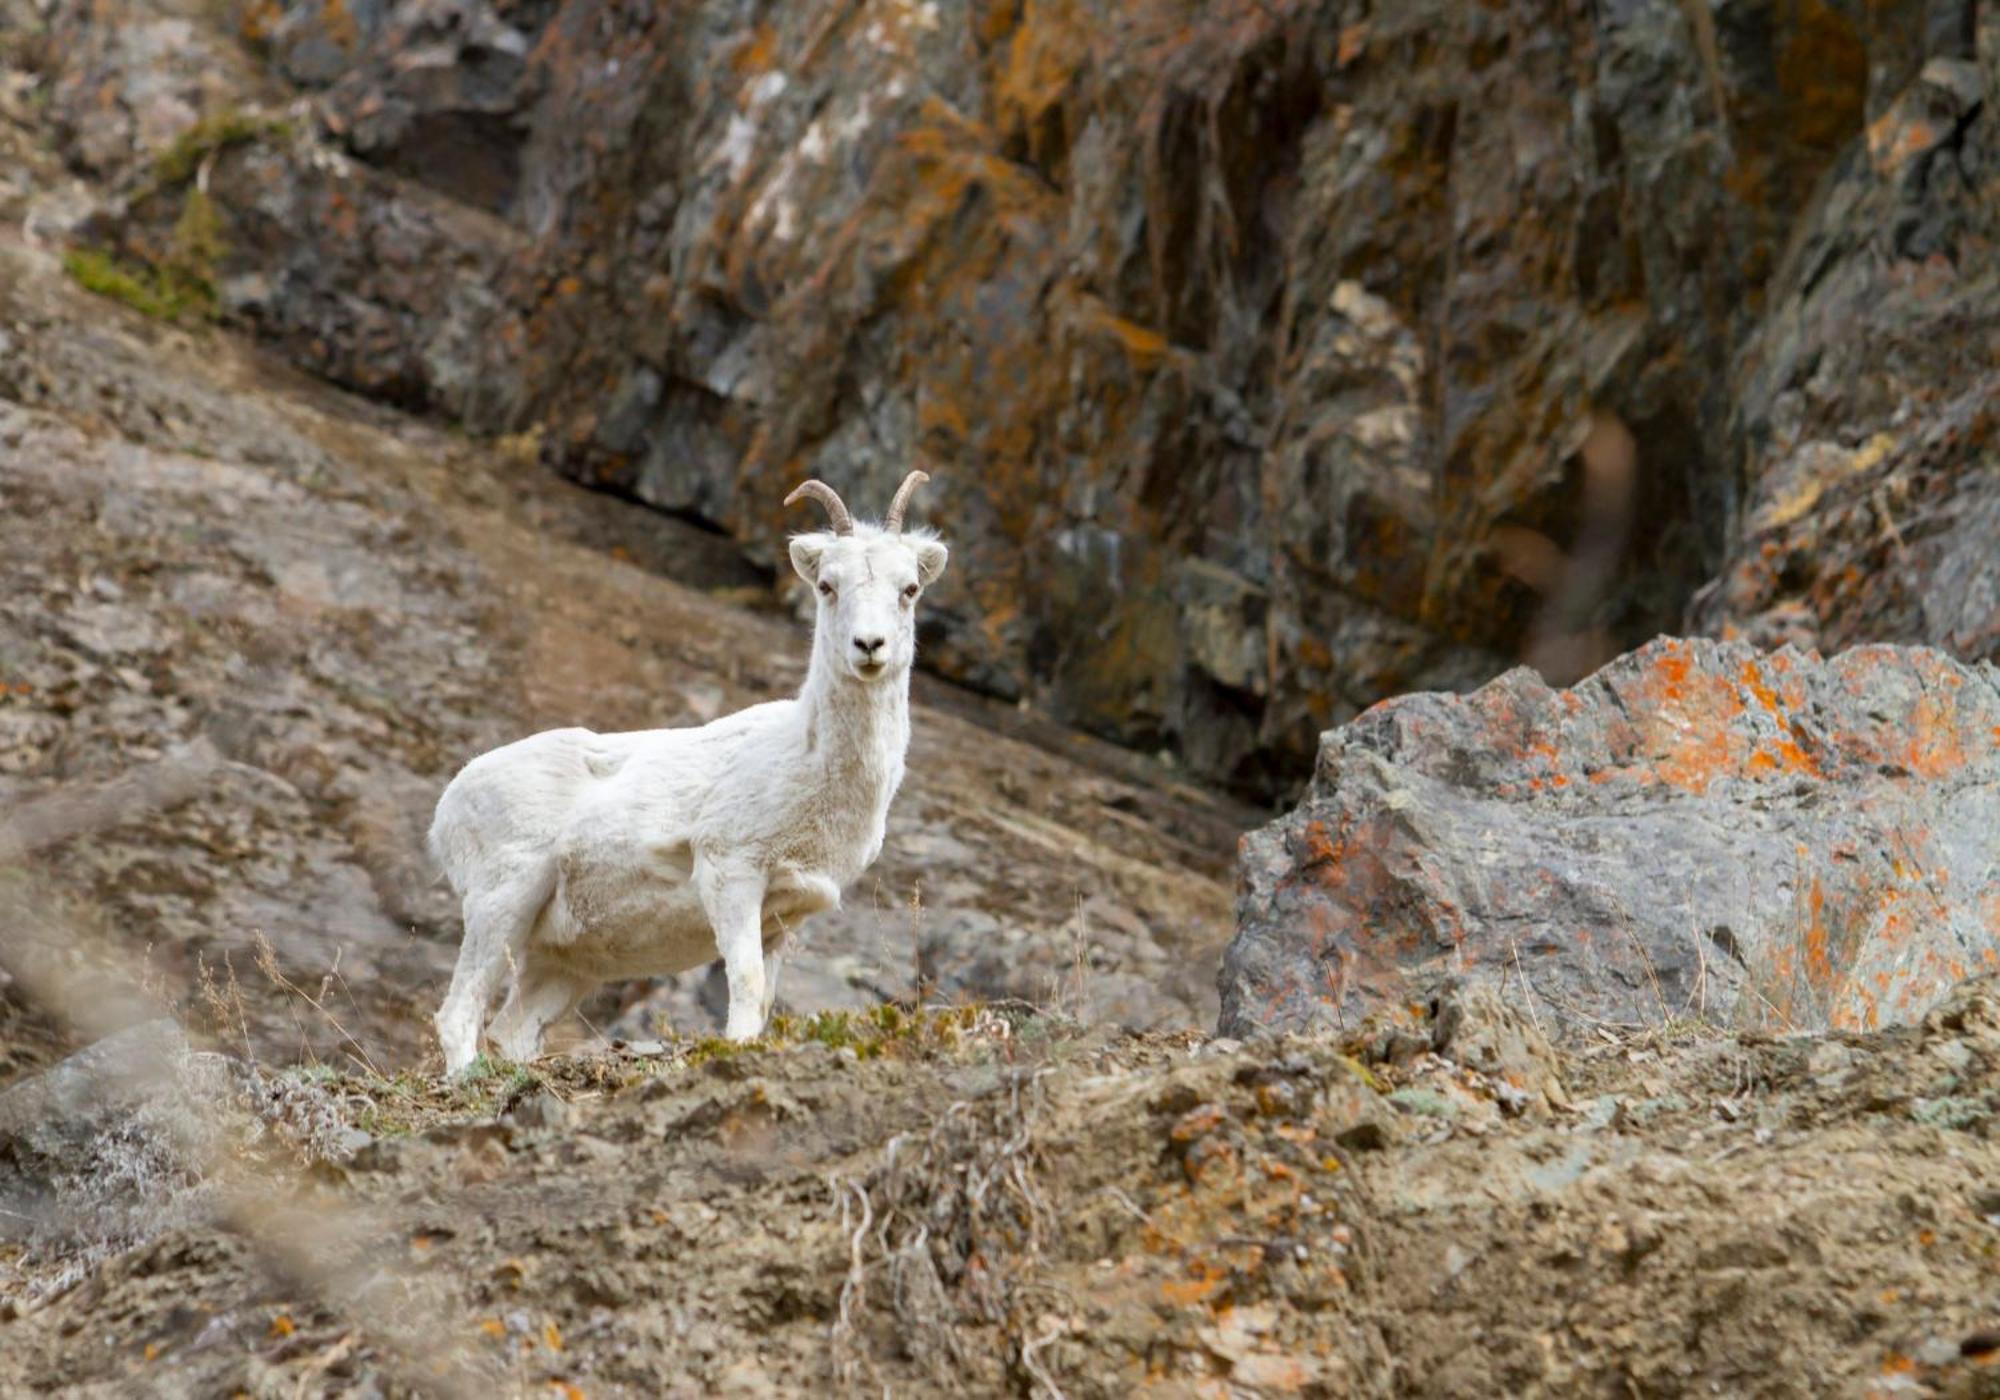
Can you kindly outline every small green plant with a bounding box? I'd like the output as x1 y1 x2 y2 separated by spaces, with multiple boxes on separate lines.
687 1003 998 1066
683 1035 756 1067
278 1062 342 1087
338 1054 549 1137
62 248 211 322
1650 1014 1717 1045
62 179 226 326
67 108 280 325
458 1054 507 1084
153 109 291 185
168 188 224 286
1912 1095 1988 1131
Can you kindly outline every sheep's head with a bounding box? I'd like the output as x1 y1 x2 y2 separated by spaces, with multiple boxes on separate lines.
786 471 948 684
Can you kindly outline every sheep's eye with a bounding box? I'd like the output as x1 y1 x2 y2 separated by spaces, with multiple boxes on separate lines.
901 584 920 602
818 581 835 599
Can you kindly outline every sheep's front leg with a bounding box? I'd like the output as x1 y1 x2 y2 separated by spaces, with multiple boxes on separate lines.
696 858 770 1042
756 871 832 1027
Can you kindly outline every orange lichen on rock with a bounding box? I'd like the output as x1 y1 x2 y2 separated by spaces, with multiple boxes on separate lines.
1901 690 1971 779
1649 720 1739 796
1738 657 1800 723
730 22 778 75
1067 295 1172 371
993 0 1088 160
1294 818 1343 872
1160 1267 1229 1307
1804 877 1833 993
1606 639 1761 794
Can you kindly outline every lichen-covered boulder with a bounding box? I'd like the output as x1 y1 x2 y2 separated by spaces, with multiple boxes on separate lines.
1219 638 2000 1039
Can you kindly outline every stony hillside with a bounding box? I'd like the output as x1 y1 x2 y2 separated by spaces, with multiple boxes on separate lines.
0 218 1252 1078
3 177 1998 1399
7 946 2000 1396
5 3 2000 1396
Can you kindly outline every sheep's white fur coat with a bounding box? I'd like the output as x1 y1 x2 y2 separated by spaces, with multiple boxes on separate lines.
428 520 948 1074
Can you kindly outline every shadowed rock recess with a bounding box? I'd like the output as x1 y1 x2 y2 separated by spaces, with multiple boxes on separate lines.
1220 637 2000 1039
37 0 1998 799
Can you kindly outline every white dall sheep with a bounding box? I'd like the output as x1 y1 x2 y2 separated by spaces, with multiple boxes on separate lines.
428 471 947 1074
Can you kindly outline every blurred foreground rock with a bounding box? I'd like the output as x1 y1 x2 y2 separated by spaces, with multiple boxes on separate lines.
0 1021 229 1289
1221 637 2000 1038
0 1016 363 1305
0 1020 197 1180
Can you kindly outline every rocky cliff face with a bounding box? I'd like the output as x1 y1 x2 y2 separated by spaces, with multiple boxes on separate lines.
1691 33 1999 659
18 0 2000 801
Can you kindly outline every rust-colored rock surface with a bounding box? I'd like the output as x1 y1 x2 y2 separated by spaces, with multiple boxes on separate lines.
1219 637 2000 1038
32 0 2000 800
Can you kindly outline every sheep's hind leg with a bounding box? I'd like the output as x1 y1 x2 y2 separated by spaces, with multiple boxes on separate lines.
488 965 590 1064
760 937 787 1025
435 866 553 1076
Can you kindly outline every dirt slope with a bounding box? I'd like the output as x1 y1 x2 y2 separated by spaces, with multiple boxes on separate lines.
4 982 1999 1397
0 217 1253 1084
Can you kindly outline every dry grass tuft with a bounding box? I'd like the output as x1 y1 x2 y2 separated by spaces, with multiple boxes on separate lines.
828 1066 1066 1394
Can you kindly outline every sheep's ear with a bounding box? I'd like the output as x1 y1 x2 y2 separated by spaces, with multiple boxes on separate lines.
911 538 948 586
790 534 831 583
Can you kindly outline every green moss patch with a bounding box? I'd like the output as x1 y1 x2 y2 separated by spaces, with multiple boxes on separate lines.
64 183 231 324
62 248 213 323
154 110 292 186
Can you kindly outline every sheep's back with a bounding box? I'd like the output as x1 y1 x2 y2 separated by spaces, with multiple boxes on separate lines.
429 727 638 891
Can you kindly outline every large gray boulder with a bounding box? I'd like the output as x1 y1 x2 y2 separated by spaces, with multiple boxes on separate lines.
1219 638 2000 1039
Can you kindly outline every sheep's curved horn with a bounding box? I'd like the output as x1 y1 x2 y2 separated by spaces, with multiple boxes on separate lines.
784 480 854 535
883 470 931 533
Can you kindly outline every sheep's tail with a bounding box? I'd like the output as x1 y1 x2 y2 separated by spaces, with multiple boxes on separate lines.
427 776 468 896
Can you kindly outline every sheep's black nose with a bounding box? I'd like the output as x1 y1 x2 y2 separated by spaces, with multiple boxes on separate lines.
854 635 887 658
